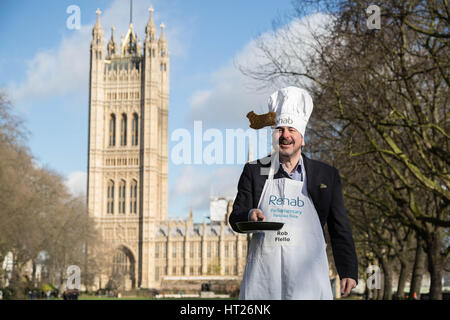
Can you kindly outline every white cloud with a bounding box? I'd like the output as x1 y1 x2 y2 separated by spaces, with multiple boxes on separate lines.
170 166 242 211
65 171 87 197
8 29 90 106
7 0 186 107
188 12 331 129
189 90 212 111
187 57 271 129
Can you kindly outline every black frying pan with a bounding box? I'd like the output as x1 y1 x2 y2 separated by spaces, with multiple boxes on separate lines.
236 221 284 233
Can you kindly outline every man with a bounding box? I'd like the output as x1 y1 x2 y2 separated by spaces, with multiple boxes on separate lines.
229 86 358 299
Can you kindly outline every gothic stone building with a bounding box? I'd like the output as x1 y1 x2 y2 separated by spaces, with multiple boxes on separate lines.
87 7 247 290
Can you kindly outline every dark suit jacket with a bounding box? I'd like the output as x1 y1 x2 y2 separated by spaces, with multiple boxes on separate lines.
229 153 358 282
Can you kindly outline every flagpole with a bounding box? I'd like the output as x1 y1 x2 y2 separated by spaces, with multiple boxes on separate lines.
130 0 133 24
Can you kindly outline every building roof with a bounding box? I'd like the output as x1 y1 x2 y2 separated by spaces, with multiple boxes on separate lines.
156 222 237 238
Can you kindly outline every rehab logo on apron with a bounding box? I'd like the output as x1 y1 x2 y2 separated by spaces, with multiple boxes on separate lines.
268 194 304 218
263 179 307 247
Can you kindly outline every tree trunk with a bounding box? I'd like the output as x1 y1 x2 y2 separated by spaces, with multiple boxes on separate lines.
409 237 425 300
376 285 383 300
383 270 393 300
426 230 443 300
380 256 393 300
362 267 371 300
374 289 379 300
396 260 409 299
84 241 89 289
363 283 369 300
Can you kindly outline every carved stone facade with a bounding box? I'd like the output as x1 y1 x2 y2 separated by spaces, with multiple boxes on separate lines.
154 214 248 282
87 7 246 290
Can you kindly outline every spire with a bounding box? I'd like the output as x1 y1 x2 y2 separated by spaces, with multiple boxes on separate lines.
145 6 157 42
92 8 104 53
95 8 101 26
158 23 168 57
92 8 104 37
137 35 142 56
159 23 166 43
121 22 137 56
107 26 117 58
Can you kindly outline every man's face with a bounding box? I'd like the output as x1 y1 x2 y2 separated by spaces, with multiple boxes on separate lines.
274 126 304 158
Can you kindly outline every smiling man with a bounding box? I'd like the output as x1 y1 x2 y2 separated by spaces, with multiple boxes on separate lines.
229 86 358 300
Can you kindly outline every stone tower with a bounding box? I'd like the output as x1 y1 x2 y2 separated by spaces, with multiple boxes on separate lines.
87 6 169 289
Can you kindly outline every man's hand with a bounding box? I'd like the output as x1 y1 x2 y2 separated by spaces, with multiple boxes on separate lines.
340 278 357 297
249 209 266 222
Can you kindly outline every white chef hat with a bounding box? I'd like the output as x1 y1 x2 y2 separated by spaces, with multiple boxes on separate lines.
268 86 314 137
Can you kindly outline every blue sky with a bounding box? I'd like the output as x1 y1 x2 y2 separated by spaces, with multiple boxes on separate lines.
0 0 309 222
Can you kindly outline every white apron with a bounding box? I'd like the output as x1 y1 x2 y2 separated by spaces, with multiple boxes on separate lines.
239 155 333 300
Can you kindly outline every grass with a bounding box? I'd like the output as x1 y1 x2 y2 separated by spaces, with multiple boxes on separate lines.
77 295 237 300
78 295 153 300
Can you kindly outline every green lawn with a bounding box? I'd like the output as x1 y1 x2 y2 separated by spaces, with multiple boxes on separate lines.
78 295 153 300
77 294 361 300
77 295 237 300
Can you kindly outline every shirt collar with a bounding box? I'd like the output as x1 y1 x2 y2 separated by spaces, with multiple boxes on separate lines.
279 156 303 176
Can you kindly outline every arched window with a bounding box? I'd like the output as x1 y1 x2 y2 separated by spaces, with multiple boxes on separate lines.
131 113 138 146
111 247 136 288
112 250 129 275
109 114 116 147
107 180 114 214
130 179 137 214
118 180 126 214
120 114 127 146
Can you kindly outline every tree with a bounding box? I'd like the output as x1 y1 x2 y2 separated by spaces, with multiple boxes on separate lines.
0 91 102 298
